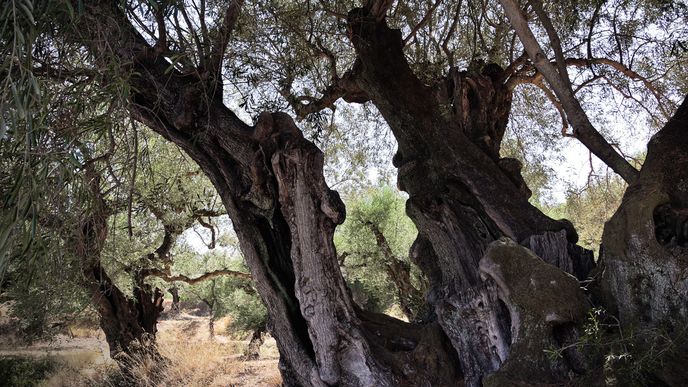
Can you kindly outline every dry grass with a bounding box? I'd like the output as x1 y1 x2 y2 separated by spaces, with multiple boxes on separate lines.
33 314 281 387
1 305 280 387
66 324 101 339
41 339 280 387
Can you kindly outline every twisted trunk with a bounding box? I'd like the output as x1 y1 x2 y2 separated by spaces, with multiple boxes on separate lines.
76 169 165 370
91 265 164 364
68 2 688 387
347 7 594 385
593 96 688 384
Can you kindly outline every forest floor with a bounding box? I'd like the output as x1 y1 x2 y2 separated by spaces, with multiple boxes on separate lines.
0 303 281 386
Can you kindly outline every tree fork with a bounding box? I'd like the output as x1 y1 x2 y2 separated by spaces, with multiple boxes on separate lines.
348 6 594 385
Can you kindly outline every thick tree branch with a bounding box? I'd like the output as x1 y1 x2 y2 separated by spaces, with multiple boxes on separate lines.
498 0 639 183
148 268 252 284
196 216 216 249
530 0 571 90
281 61 369 120
207 0 243 87
152 1 167 53
441 0 462 68
366 0 393 21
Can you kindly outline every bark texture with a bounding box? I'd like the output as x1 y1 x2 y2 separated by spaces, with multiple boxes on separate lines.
73 2 463 385
91 264 164 363
60 0 688 384
594 97 688 385
479 238 588 386
347 6 593 385
74 168 166 369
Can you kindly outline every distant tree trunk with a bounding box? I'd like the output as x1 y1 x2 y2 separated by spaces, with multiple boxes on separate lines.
244 324 267 361
366 221 424 321
76 167 165 372
201 298 216 339
90 264 164 365
209 316 215 339
168 286 180 314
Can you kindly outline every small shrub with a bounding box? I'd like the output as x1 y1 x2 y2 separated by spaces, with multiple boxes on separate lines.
0 357 56 387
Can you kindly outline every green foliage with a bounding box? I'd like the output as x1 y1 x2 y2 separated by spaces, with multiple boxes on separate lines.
223 287 267 333
4 262 91 339
500 133 560 206
545 174 626 254
546 307 687 386
335 186 424 315
0 356 56 387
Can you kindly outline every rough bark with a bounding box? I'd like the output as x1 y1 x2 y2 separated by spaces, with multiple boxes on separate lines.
347 6 593 385
91 264 164 364
244 325 267 361
593 96 688 384
366 221 424 321
522 230 595 282
75 167 166 371
72 2 463 386
479 238 588 386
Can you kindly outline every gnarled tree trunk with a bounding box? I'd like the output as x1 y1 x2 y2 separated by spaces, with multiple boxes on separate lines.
347 6 594 385
72 2 465 385
68 2 688 387
69 192 163 373
76 166 166 372
91 264 164 365
593 96 688 385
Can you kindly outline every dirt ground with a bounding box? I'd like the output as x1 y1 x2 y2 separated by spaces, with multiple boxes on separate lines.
0 304 281 386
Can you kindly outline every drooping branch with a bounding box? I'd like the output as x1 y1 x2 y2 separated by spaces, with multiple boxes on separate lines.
441 0 462 68
196 216 216 249
563 57 674 119
498 0 639 183
533 79 571 136
402 0 443 46
506 54 672 136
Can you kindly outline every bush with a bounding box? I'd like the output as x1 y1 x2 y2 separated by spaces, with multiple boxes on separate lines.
0 357 56 387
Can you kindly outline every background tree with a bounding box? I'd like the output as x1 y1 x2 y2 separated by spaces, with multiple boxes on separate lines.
336 186 426 321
